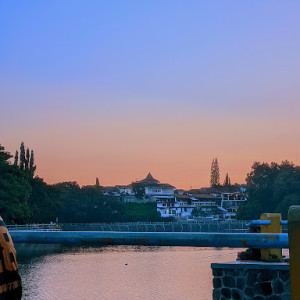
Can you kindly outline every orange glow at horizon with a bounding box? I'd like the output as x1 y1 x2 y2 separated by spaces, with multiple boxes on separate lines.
3 109 299 190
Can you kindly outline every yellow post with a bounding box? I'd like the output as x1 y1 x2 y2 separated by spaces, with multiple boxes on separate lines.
260 213 282 262
288 206 300 300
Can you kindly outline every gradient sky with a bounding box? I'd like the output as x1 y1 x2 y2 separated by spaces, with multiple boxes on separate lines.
1 1 299 189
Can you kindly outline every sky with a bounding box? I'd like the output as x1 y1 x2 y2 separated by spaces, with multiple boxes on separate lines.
1 1 299 189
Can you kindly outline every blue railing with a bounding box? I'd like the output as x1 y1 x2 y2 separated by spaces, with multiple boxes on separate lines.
9 231 289 248
250 220 288 225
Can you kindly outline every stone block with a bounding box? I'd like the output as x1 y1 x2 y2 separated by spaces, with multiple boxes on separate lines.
244 287 254 297
236 277 245 290
272 278 284 294
258 270 276 282
212 288 221 300
267 295 282 300
222 275 235 288
279 270 290 282
246 270 257 286
213 268 223 277
231 289 241 300
213 278 222 289
221 288 231 299
255 282 272 296
281 293 291 300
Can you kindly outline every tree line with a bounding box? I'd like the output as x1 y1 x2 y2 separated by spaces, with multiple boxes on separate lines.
0 143 127 224
237 161 300 219
0 143 299 223
210 157 300 219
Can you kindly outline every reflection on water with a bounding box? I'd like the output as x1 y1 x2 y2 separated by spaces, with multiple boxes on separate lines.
16 244 239 300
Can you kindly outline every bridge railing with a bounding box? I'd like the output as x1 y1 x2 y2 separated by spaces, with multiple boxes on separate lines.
6 224 61 231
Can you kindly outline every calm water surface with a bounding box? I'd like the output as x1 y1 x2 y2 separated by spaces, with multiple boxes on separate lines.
16 244 240 300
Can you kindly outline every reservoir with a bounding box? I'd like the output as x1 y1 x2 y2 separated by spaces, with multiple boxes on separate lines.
16 244 239 300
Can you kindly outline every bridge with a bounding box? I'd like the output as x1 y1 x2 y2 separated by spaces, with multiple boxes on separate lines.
8 206 300 299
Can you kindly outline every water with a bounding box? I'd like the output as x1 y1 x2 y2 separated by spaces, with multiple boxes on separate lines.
16 244 240 300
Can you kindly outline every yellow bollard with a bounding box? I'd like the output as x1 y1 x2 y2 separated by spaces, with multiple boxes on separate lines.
260 213 282 262
288 206 300 300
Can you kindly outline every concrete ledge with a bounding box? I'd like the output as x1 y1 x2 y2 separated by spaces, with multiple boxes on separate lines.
212 261 290 270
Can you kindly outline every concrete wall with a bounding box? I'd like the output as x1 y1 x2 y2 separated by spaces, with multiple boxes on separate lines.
211 261 290 300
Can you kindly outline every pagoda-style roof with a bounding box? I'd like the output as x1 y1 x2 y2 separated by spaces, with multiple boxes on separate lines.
137 172 160 184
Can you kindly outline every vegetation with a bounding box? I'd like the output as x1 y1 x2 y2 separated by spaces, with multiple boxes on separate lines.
210 158 220 187
238 161 300 220
131 182 146 200
0 145 31 223
1 141 299 224
223 172 231 187
122 202 168 222
55 182 124 223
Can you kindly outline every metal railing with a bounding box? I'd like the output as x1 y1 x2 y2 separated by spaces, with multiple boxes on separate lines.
7 224 61 231
9 231 288 248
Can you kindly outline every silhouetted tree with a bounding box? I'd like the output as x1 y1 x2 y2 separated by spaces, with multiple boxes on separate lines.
210 158 220 187
29 150 36 178
223 172 231 186
19 142 25 171
25 148 30 172
96 177 100 190
14 151 18 165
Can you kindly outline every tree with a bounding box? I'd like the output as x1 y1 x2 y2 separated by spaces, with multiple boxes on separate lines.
25 148 30 171
237 161 300 219
223 172 231 187
96 177 100 190
131 182 145 200
210 158 220 187
27 177 62 223
29 150 36 178
19 142 25 171
14 151 18 165
16 142 36 178
0 144 31 223
55 182 123 222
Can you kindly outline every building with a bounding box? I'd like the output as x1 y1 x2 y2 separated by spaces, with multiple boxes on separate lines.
114 172 176 202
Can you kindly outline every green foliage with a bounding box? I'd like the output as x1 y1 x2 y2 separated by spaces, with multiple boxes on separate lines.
27 177 62 223
15 142 36 178
14 151 18 165
19 142 25 171
29 150 36 178
55 182 124 223
122 202 162 221
237 161 300 219
0 145 31 223
131 182 145 199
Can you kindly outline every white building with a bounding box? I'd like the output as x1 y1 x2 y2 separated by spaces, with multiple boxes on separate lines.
116 172 176 202
156 193 220 219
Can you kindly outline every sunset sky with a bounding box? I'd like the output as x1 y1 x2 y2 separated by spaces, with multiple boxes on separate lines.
1 1 299 189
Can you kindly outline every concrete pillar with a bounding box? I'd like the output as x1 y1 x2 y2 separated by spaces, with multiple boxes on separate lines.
288 205 300 300
260 213 282 262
